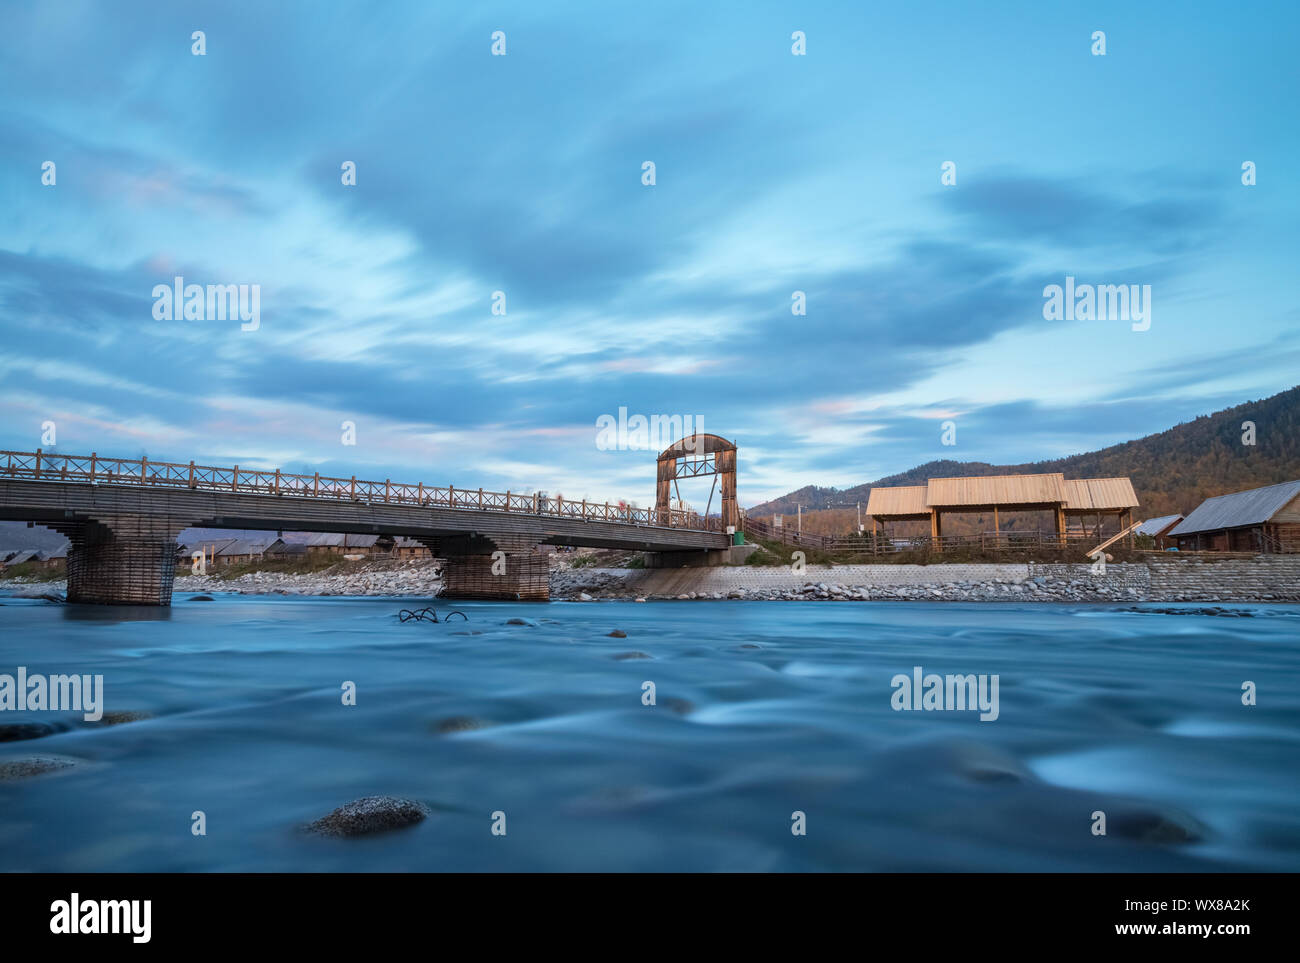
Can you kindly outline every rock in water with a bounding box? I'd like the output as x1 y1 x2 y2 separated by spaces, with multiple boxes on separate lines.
189 594 215 601
1107 806 1206 844
304 796 429 837
433 716 487 734
607 630 627 638
0 755 81 781
96 711 154 726
0 722 63 742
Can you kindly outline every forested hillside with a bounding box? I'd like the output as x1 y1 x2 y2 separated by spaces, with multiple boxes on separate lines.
750 385 1300 526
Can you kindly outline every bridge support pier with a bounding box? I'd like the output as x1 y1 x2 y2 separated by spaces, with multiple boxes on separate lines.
434 535 549 601
53 515 189 606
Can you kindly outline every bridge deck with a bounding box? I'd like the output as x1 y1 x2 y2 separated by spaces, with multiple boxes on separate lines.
0 450 729 553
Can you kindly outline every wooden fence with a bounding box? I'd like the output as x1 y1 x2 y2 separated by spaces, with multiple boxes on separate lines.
743 516 1102 556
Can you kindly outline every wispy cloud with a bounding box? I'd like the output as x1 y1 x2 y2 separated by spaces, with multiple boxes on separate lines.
1 1 1296 505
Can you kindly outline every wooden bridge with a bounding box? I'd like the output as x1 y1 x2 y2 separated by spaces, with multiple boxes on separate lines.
0 448 732 605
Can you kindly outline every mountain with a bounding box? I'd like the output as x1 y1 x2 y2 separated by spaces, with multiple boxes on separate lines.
0 522 70 554
0 524 317 555
748 385 1300 523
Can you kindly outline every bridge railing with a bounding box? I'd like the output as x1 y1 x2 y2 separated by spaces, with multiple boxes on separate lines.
1 449 722 533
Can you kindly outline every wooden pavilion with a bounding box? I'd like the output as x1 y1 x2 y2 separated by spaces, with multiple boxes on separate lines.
865 472 1139 549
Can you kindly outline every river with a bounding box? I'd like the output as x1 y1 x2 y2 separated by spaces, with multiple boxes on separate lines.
1 593 1297 871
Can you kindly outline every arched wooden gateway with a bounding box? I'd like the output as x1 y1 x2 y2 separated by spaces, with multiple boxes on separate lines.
655 434 739 533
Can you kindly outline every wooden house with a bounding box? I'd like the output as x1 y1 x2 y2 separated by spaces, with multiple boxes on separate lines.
393 536 431 559
1169 480 1300 553
304 533 394 556
1133 513 1184 550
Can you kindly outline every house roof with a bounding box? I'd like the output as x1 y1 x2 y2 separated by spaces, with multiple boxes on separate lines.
1169 480 1300 537
867 473 1138 519
178 537 240 555
1134 513 1184 536
927 473 1068 508
1063 477 1140 512
305 533 380 548
864 485 930 519
215 538 278 557
1 550 38 565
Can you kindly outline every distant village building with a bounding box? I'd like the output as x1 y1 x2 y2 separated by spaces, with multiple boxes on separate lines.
175 533 398 566
393 536 431 559
265 540 310 560
1134 514 1184 550
304 533 394 556
0 549 40 569
32 546 68 571
213 538 279 567
176 537 241 568
1169 480 1300 553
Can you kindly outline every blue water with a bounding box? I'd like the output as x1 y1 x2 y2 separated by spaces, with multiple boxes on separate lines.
1 593 1298 872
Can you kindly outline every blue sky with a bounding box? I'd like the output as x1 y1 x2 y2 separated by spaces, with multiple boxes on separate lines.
2 1 1297 508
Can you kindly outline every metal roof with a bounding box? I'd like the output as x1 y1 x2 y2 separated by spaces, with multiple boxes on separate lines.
215 538 278 556
306 533 380 548
178 537 240 555
1134 513 1183 536
1169 480 1300 536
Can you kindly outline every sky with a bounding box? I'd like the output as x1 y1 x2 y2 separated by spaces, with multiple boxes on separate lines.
2 0 1297 509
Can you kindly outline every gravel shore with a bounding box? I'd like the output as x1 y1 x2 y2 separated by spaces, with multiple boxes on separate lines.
4 555 1296 603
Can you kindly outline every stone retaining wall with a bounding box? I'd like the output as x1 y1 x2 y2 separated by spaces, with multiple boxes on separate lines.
567 555 1300 602
620 562 1031 597
1145 555 1300 601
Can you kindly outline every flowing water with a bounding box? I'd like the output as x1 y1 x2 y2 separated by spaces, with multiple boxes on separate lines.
1 593 1297 872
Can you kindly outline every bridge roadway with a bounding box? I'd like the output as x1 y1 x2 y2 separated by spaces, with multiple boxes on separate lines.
0 450 729 604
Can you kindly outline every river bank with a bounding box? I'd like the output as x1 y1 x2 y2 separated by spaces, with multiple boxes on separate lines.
554 558 1300 603
3 553 1298 603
